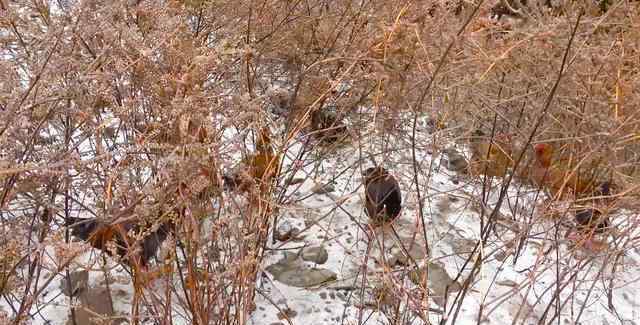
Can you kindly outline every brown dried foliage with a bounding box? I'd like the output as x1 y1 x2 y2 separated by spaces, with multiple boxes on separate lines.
0 0 639 324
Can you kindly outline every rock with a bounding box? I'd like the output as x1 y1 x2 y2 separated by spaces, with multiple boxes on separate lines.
496 280 519 288
265 254 337 287
409 262 461 307
282 252 298 263
310 183 335 194
287 177 306 186
273 267 337 288
435 195 452 213
389 244 428 267
494 250 508 262
275 220 301 242
277 308 297 320
60 270 88 297
66 286 124 325
301 246 329 264
324 277 359 291
450 237 477 256
443 148 468 173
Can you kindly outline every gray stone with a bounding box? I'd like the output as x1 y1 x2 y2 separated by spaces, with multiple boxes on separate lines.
282 251 298 263
389 243 428 267
275 220 302 242
301 246 329 264
409 262 461 307
60 270 88 297
277 308 297 320
450 237 477 256
265 254 337 288
494 250 508 262
277 267 336 288
66 285 124 325
287 177 306 186
310 183 335 194
496 280 519 288
443 148 468 173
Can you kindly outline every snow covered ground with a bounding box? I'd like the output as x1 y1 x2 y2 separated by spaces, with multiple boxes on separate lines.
3 115 639 325
249 117 640 325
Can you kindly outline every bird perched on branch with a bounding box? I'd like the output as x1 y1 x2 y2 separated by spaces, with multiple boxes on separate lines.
362 167 402 226
468 129 513 177
530 143 608 198
67 217 171 267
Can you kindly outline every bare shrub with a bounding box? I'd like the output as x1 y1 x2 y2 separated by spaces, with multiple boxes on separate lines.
0 0 639 324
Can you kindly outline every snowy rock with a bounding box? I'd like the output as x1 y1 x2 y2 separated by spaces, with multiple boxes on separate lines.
310 183 335 194
278 268 336 288
389 243 429 266
443 147 468 173
60 270 88 297
66 286 123 325
266 254 337 287
449 237 477 256
275 220 302 242
277 307 298 321
287 177 306 186
300 246 329 264
409 262 461 307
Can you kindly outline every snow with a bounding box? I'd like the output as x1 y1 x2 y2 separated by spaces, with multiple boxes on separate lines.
248 119 640 325
2 115 639 325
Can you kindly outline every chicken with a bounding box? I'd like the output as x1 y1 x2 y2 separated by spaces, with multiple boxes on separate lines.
223 127 280 192
530 143 606 198
468 129 513 177
572 181 613 239
248 127 279 184
362 167 402 226
310 109 348 144
509 137 538 183
67 217 171 267
565 206 612 251
574 208 610 234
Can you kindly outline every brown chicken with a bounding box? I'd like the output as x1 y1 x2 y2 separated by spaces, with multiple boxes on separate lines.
530 143 606 198
310 109 348 144
67 217 171 267
573 182 613 232
363 167 402 226
564 180 615 251
468 130 513 177
574 208 610 233
224 127 280 192
248 127 279 183
568 206 611 251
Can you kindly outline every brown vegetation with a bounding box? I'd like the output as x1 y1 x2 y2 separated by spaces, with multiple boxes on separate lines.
0 0 639 324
